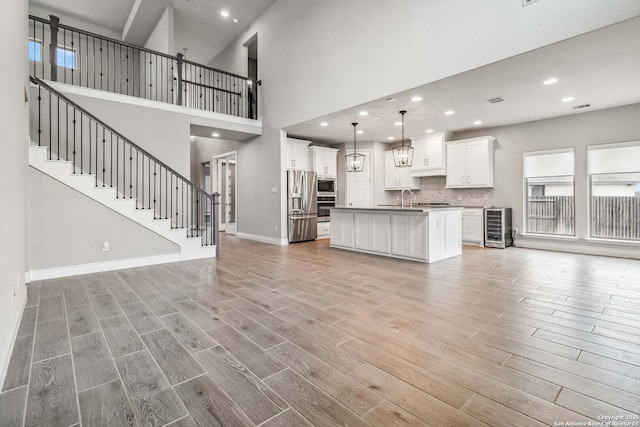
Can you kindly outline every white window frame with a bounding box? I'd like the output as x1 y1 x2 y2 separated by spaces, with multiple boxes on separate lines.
522 148 575 237
587 140 640 243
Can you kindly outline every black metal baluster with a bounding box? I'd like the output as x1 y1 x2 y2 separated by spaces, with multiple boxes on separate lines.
101 128 105 186
56 96 60 160
37 86 41 146
79 111 83 172
136 150 139 206
148 156 151 209
75 111 80 173
95 124 98 186
175 178 179 228
182 180 184 229
141 153 145 209
165 169 168 219
99 39 103 90
110 133 113 187
65 103 68 162
116 137 119 197
153 161 156 217
129 145 133 199
48 91 51 159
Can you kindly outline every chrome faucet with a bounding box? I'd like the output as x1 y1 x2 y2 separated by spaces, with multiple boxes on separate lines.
401 188 415 209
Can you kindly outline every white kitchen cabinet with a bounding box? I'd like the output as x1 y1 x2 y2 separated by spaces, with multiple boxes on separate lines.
330 210 354 247
410 132 451 177
384 150 420 190
390 214 427 259
286 138 311 170
446 136 494 188
317 222 331 239
354 212 390 253
462 208 484 246
310 146 338 178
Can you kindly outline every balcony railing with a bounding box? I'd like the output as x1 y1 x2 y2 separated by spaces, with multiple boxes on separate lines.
29 14 258 119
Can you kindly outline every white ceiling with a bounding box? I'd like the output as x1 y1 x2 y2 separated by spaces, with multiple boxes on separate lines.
30 0 277 64
286 17 640 146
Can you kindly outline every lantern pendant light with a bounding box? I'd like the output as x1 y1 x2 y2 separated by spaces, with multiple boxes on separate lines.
345 122 365 172
392 110 414 167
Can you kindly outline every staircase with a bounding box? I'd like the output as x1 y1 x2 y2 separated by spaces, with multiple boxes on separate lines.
29 76 218 264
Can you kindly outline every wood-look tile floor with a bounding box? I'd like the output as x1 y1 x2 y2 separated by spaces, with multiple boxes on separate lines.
2 234 640 426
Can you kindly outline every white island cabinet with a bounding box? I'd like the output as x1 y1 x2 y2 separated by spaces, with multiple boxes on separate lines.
330 206 462 263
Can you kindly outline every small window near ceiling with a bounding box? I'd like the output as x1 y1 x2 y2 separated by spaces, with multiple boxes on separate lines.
588 141 640 241
57 46 76 69
523 148 575 236
29 39 42 62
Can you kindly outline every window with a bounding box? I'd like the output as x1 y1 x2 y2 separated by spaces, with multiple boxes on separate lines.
56 46 76 69
28 39 75 69
588 141 640 241
28 39 42 62
523 149 575 236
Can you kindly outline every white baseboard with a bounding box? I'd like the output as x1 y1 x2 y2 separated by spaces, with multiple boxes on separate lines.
0 290 27 391
235 232 288 246
29 252 182 281
516 238 640 260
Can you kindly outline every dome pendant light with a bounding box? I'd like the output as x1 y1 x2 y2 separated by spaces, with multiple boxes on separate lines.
392 110 413 167
345 122 365 172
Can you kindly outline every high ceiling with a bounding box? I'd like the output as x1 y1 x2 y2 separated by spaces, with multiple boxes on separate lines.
30 0 277 64
286 17 640 146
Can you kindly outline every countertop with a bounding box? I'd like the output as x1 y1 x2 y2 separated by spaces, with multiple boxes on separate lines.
332 205 464 213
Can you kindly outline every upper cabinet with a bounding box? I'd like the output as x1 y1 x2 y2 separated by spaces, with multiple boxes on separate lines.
384 150 420 190
410 132 452 177
286 137 311 170
310 146 339 178
446 136 495 188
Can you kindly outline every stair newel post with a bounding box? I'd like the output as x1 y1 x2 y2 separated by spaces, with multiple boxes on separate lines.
176 53 184 106
212 192 220 255
49 15 59 82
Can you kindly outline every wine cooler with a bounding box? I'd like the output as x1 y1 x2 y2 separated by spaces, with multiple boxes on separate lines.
484 208 513 248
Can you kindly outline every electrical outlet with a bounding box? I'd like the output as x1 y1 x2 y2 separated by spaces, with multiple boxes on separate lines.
102 241 110 251
484 194 488 200
12 275 18 301
513 227 519 234
274 225 278 232
271 187 278 193
457 195 462 201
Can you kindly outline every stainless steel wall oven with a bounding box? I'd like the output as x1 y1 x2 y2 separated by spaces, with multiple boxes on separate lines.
317 194 336 222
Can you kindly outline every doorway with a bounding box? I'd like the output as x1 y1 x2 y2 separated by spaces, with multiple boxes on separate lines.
216 157 237 235
346 149 373 207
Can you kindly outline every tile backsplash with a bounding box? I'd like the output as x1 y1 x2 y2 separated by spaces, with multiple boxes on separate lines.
391 176 495 207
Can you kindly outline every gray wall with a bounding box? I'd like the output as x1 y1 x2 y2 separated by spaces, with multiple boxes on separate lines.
28 168 179 270
209 0 640 243
0 0 29 384
454 103 640 257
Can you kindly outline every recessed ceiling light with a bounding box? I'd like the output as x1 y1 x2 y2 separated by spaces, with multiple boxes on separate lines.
387 136 395 140
359 111 368 116
445 110 455 115
561 96 575 103
411 96 422 102
394 121 402 126
220 10 229 18
232 18 239 24
356 130 364 134
212 132 220 137
543 78 559 85
320 122 328 127
426 129 434 134
473 120 483 125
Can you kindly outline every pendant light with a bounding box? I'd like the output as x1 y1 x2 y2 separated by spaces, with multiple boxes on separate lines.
345 122 365 172
392 110 414 167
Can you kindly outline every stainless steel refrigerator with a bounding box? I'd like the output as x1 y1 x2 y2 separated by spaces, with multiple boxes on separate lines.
287 170 318 243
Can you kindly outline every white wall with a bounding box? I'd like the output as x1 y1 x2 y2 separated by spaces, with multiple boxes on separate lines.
28 169 179 270
144 6 174 55
0 0 29 387
29 5 122 40
209 0 640 243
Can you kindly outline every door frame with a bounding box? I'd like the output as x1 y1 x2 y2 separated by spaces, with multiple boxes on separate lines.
212 151 237 235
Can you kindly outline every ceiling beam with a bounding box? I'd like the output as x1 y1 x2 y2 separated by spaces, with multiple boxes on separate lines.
122 0 171 46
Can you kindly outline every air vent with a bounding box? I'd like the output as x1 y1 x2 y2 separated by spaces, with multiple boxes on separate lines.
523 0 540 6
487 97 504 104
573 103 591 110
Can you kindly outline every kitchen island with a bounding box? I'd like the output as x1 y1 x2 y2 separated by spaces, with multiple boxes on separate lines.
330 206 463 263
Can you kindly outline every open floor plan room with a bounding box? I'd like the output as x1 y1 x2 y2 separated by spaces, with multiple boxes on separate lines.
1 234 639 426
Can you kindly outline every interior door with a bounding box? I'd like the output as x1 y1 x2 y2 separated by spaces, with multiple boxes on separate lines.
216 158 237 234
347 149 372 207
